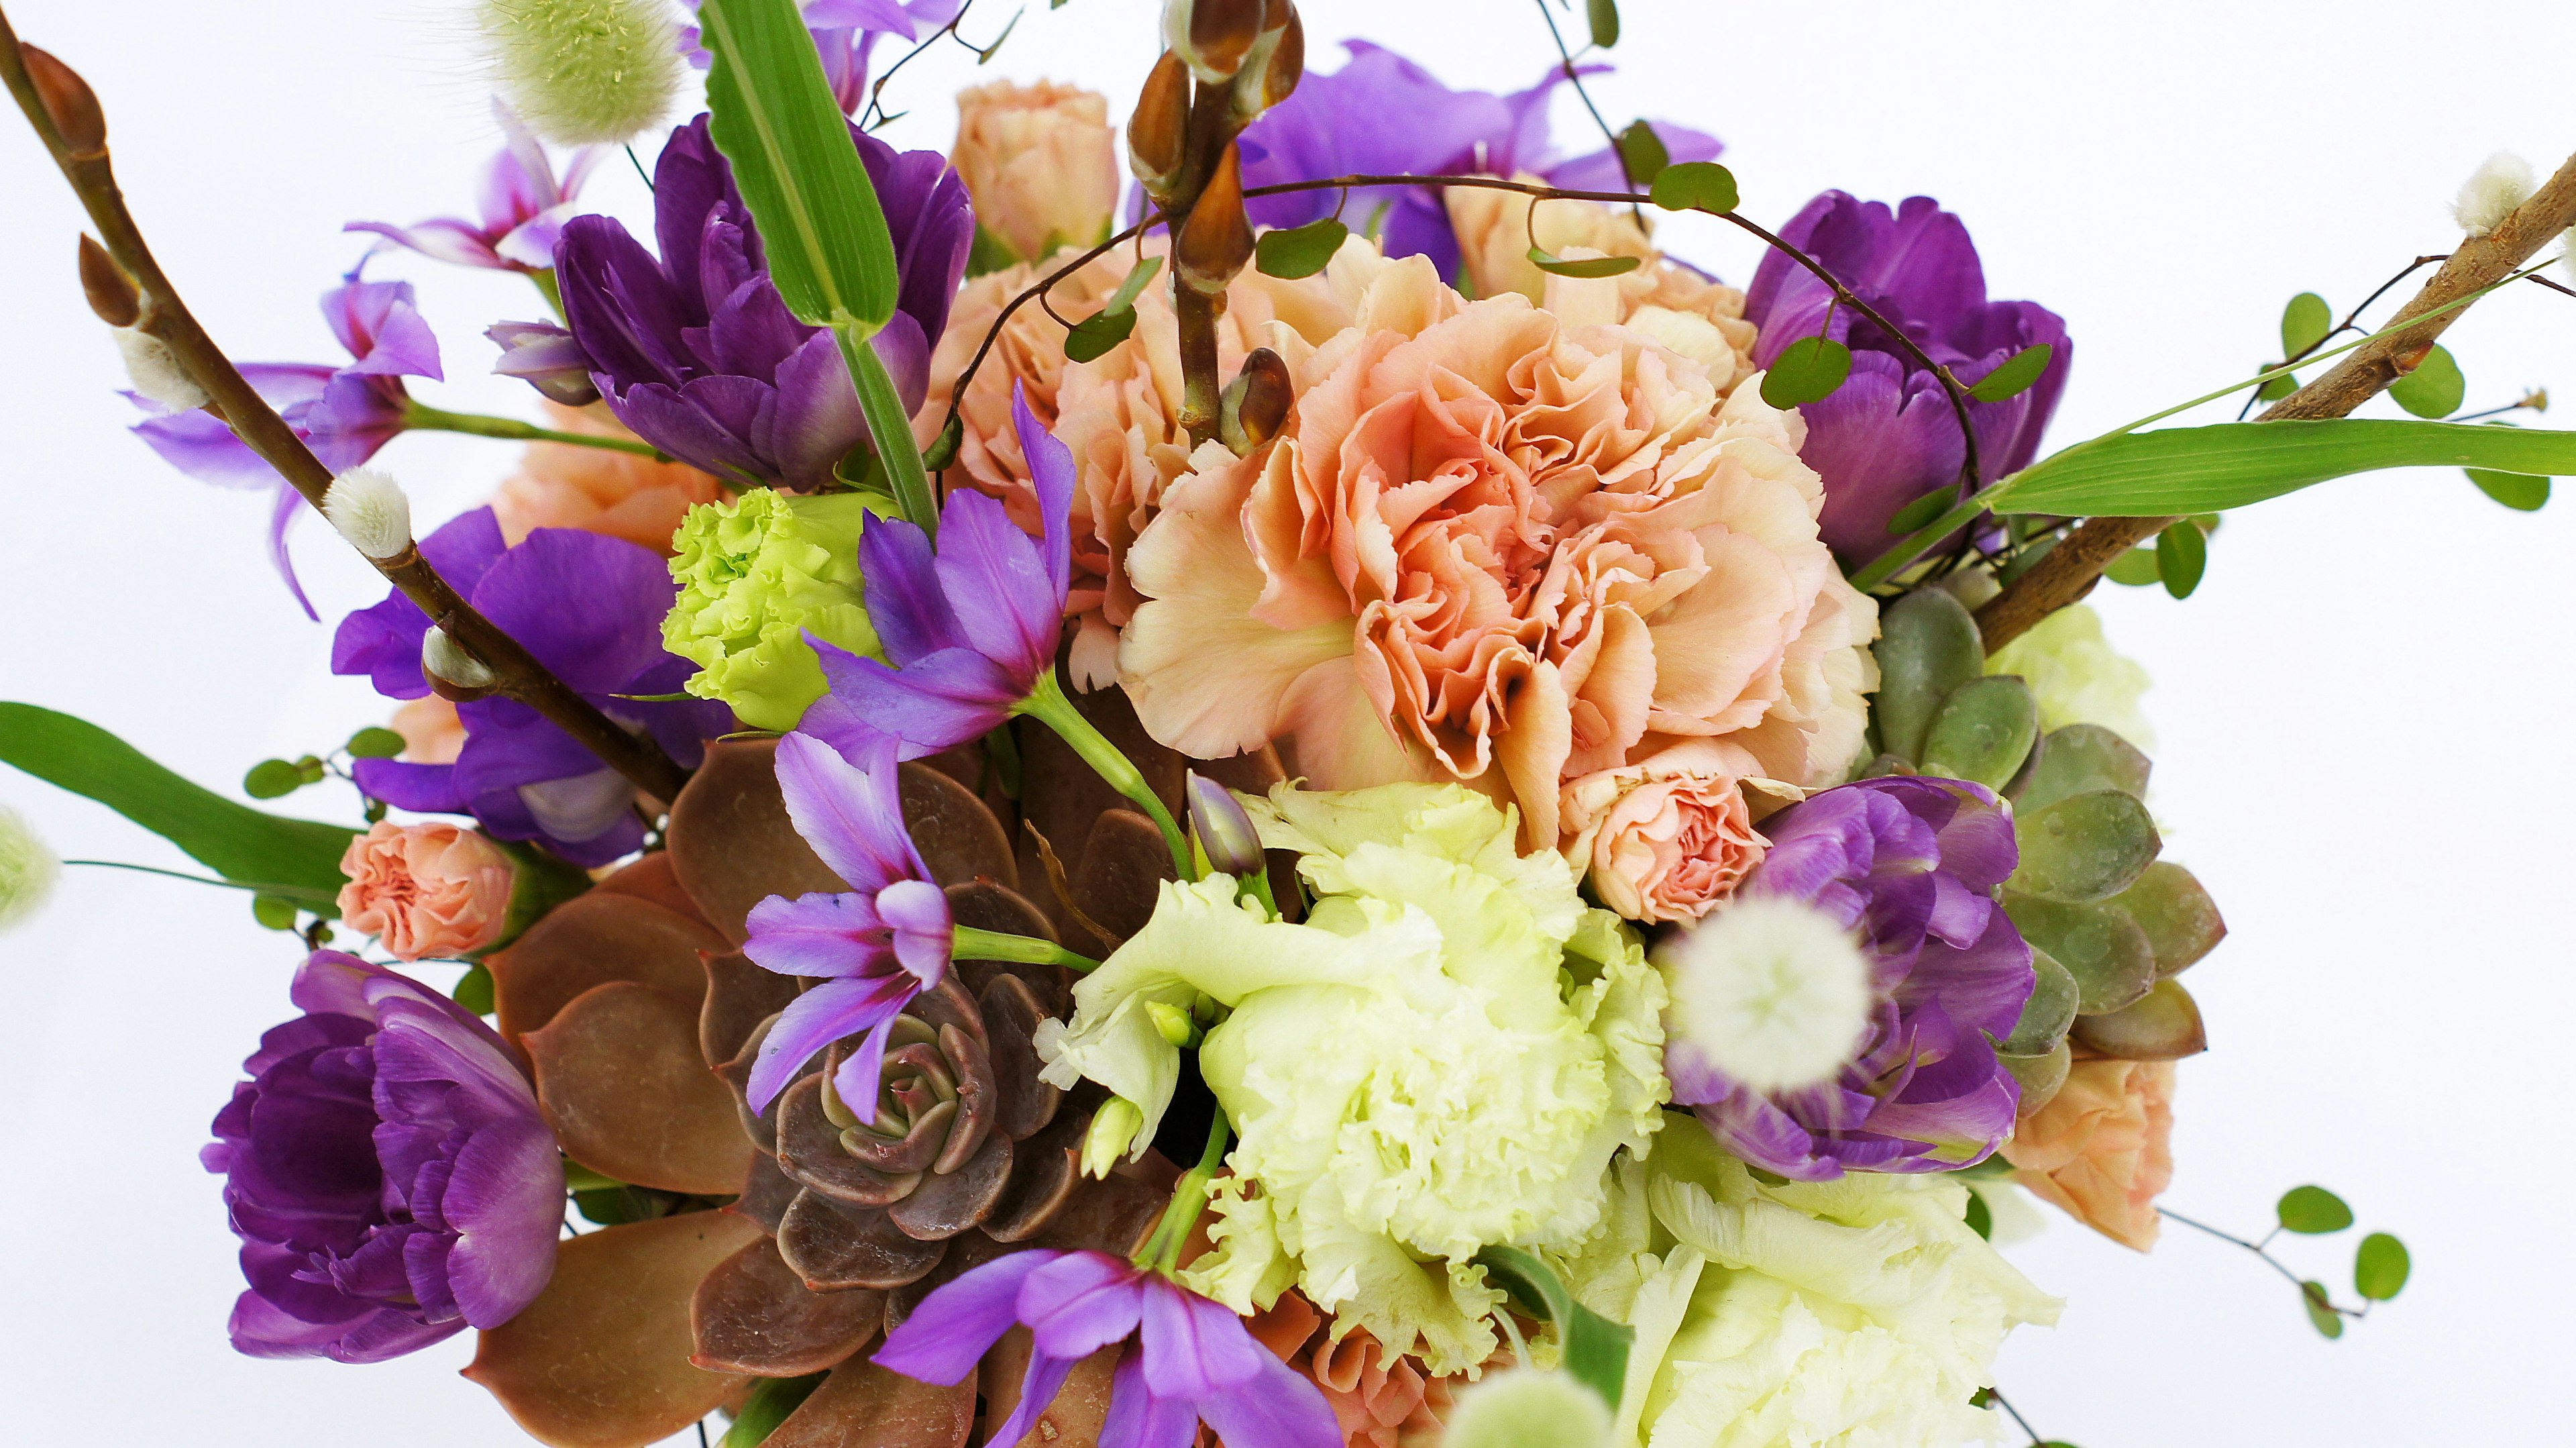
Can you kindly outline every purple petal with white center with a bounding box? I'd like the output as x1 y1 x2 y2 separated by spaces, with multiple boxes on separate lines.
324 278 445 382
875 878 955 983
874 1248 1064 1383
344 219 505 270
433 1115 564 1326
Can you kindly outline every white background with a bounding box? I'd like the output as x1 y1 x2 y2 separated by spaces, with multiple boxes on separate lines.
0 1 2565 1443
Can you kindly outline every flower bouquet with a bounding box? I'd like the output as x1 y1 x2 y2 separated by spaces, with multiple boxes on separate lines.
2 1 2558 1444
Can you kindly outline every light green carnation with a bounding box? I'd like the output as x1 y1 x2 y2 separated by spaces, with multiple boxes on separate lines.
1984 602 2155 752
1605 1117 2060 1448
663 489 881 733
1038 783 1667 1376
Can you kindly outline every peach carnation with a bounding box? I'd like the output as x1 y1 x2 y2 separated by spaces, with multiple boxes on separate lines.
488 401 725 554
1559 737 1780 924
1118 244 1877 849
335 821 516 962
2003 1057 2178 1251
388 697 466 766
1244 1291 1496 1448
951 80 1119 266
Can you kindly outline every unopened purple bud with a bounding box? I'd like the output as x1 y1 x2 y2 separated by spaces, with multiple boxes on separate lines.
1185 770 1263 877
487 320 600 407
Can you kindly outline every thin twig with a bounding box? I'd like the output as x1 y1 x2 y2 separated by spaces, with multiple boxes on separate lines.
862 0 975 131
0 13 692 803
1529 0 1641 223
2158 1207 2365 1321
1980 1386 2046 1447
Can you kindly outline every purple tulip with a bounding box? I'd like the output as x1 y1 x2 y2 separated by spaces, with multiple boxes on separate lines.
553 113 972 490
129 271 443 617
1667 776 2036 1180
1237 40 1719 282
803 386 1071 760
1742 193 2072 567
875 1249 1339 1448
741 729 955 1115
677 0 965 115
203 951 563 1362
346 101 603 273
331 507 732 866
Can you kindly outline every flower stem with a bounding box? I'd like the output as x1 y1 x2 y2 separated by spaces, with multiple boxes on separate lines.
1014 671 1194 880
836 321 940 539
1135 1106 1232 1274
402 402 667 459
526 266 565 321
62 859 339 907
950 925 1100 974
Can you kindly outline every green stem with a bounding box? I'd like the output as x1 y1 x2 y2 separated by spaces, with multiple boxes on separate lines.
60 859 339 907
1845 480 2012 593
402 403 667 460
837 321 940 538
950 925 1101 974
1014 671 1193 879
1134 1106 1232 1272
527 266 565 321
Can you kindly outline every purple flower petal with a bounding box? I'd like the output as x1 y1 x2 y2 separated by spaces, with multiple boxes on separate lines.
745 974 918 1113
853 519 963 668
1014 384 1075 603
1101 1349 1202 1448
934 490 1058 684
828 1011 903 1127
1020 1252 1145 1360
1192 1337 1344 1448
812 643 1021 760
874 1248 1064 1383
744 890 890 980
1140 1277 1268 1397
773 731 934 894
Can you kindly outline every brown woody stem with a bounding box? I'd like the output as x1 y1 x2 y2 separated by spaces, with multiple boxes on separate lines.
0 12 692 805
1974 148 2576 653
1174 286 1224 444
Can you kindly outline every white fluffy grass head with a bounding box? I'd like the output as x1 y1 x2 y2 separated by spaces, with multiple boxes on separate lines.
0 805 61 934
323 468 415 560
113 327 209 413
1440 1369 1613 1448
477 0 687 148
2453 151 2535 237
1661 894 1872 1094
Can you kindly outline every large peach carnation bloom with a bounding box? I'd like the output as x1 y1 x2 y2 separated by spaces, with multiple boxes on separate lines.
1116 242 1876 848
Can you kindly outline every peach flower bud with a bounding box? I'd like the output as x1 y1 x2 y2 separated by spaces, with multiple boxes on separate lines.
1560 740 1774 925
2002 1057 2177 1251
953 80 1119 268
335 821 517 962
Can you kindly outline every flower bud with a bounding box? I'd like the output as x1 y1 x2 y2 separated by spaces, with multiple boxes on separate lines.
476 0 685 148
78 236 138 327
1146 999 1200 1049
323 467 415 560
0 803 61 934
1129 50 1193 203
1082 1096 1144 1176
113 327 209 414
1185 770 1264 876
487 320 601 407
422 626 498 696
2452 150 2534 238
1231 3 1303 120
1175 142 1254 295
1218 348 1293 456
1162 0 1269 83
19 45 105 158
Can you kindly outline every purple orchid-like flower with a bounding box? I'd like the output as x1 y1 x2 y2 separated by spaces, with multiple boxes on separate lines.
204 951 563 1363
876 1249 1340 1448
129 269 442 617
802 386 1071 761
678 0 964 115
740 728 956 1116
1741 193 2072 567
347 102 602 274
553 113 972 490
331 507 731 866
1667 776 2037 1181
1236 40 1719 282
486 319 601 407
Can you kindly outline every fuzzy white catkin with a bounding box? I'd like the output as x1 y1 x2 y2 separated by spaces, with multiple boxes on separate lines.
1662 895 1872 1094
477 0 686 148
422 627 498 690
1440 1370 1615 1448
112 326 210 413
2452 151 2535 237
0 805 61 934
323 468 415 560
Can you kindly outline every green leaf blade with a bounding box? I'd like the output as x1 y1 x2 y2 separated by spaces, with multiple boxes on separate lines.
1525 245 1643 280
2467 467 2549 510
698 0 900 331
2155 521 2207 599
1760 335 1852 408
1587 0 1621 48
2277 1184 2355 1235
2281 292 2332 357
2355 1232 2411 1301
1 704 357 913
1254 219 1346 280
2389 344 2465 419
1616 120 1668 187
1065 308 1140 362
1649 161 1739 215
1474 1245 1633 1411
2301 1281 2347 1339
1969 343 2055 403
1989 419 2576 516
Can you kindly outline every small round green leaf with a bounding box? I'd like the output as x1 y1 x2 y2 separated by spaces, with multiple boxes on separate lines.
1587 0 1621 48
2467 468 2548 511
1648 161 1739 216
251 894 301 931
453 963 497 1017
1255 218 1347 280
2155 520 2207 599
1525 246 1643 280
2277 1184 2355 1235
1617 120 1669 187
1105 254 1165 314
2355 1232 2410 1301
345 727 407 760
1760 335 1852 408
2300 1281 2346 1339
1968 344 2055 403
2281 292 2332 358
2256 370 2300 401
243 759 305 800
1065 307 1140 362
294 756 327 784
2104 548 2163 586
1886 485 1958 536
2389 343 2465 419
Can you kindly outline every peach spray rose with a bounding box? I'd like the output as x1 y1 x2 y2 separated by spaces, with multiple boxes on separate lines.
2003 1057 2178 1250
335 821 517 961
951 80 1120 267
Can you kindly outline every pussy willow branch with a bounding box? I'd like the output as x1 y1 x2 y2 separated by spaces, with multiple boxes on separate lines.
0 11 691 805
1975 148 2576 653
